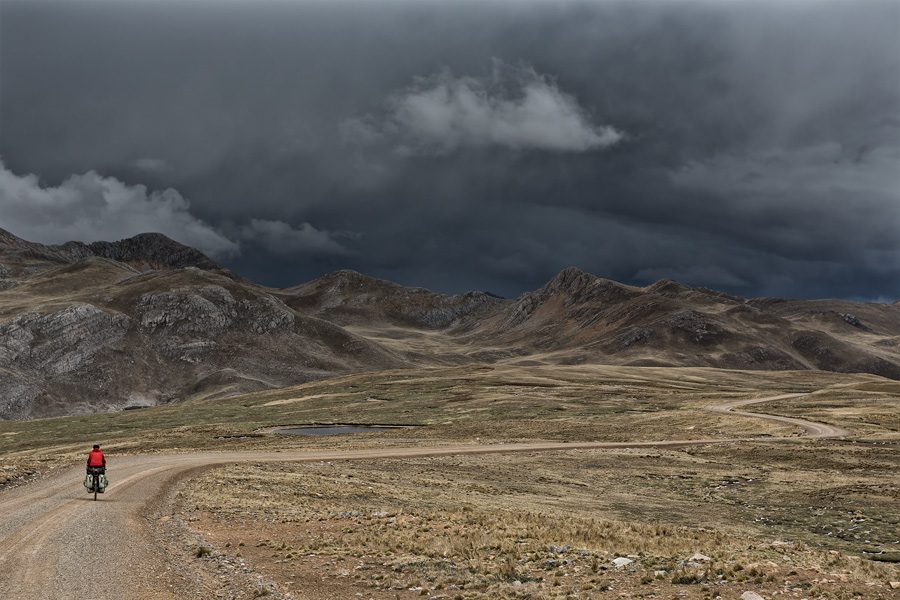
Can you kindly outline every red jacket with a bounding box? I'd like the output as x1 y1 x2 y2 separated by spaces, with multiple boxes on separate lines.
87 449 106 467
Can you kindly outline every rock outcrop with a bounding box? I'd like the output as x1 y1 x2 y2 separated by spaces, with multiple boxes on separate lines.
0 232 400 419
0 304 130 376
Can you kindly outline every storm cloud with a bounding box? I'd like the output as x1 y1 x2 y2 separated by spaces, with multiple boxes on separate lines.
1 0 897 299
239 219 352 257
343 63 622 154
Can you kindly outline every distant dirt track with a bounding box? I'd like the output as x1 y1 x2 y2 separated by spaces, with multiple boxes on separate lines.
707 392 850 438
0 392 847 599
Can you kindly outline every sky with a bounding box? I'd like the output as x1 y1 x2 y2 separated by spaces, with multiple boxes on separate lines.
1 0 898 300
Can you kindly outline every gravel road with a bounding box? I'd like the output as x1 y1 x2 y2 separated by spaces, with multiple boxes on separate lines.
0 392 846 599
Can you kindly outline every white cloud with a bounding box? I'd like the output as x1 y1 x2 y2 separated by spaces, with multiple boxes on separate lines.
239 219 351 256
0 160 239 258
344 63 623 154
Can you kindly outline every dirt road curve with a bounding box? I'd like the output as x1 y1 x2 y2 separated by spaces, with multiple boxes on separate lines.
707 393 850 438
0 393 846 599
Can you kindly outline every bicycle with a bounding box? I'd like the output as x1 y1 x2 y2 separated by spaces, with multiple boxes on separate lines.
84 467 108 500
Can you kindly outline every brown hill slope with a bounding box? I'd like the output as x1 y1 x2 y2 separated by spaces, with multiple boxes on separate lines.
278 269 503 329
2 229 898 419
276 265 900 378
0 232 400 419
461 267 900 377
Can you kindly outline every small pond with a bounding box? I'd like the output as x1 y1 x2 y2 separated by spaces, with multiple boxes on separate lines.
273 425 411 436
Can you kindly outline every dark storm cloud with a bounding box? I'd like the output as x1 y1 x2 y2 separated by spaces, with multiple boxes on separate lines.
1 0 898 299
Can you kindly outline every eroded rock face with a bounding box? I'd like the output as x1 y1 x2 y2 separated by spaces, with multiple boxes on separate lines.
407 291 500 329
137 285 295 335
138 286 238 336
0 374 42 420
0 263 14 289
136 285 296 365
0 304 130 376
665 310 724 344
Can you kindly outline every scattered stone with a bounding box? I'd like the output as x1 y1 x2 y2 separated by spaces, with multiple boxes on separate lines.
889 581 900 590
741 592 765 600
689 553 711 562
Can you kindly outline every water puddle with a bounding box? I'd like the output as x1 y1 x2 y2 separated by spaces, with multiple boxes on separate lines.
271 425 413 436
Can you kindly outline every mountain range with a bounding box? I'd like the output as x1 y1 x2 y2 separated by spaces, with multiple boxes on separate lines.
1 227 898 419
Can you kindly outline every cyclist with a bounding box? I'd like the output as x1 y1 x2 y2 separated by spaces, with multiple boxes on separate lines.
86 444 106 476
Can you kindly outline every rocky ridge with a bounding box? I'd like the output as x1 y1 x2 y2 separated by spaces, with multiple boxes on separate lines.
280 269 503 329
1 230 898 419
462 267 900 377
0 231 399 418
0 227 226 278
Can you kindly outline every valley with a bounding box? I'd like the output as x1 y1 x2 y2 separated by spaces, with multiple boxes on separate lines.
0 229 898 599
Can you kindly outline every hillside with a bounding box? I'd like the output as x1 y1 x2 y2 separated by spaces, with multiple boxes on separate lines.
0 229 400 419
463 267 900 376
278 269 503 329
287 264 899 378
1 229 898 419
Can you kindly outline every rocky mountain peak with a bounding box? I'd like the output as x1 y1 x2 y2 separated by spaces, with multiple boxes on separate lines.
81 233 223 271
644 279 692 296
542 266 599 295
0 227 226 275
0 227 26 247
324 269 387 288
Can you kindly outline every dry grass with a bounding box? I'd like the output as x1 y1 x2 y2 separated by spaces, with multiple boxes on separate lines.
0 363 833 481
3 363 898 597
181 446 899 599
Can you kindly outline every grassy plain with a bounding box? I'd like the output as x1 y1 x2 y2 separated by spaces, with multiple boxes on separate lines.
2 364 899 597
